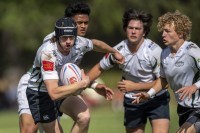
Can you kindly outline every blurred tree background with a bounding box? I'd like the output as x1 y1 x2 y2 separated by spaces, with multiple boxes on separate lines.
0 0 200 108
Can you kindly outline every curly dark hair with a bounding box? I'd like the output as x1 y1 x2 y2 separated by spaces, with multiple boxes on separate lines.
122 9 153 37
157 10 192 40
65 1 91 17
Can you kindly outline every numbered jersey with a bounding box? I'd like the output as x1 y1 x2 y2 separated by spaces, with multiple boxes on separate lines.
100 39 162 96
28 33 93 92
160 41 200 108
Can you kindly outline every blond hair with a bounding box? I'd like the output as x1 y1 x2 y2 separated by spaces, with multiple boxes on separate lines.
157 10 192 40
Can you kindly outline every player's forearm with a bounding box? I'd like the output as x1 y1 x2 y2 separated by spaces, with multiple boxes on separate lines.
92 39 117 53
53 83 85 100
133 81 156 91
153 77 168 93
146 78 168 98
45 80 86 100
87 63 103 82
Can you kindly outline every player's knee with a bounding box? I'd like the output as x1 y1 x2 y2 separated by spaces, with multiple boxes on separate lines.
77 112 90 126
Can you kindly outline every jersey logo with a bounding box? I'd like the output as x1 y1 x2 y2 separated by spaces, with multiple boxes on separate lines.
148 42 157 50
53 50 58 57
42 60 54 71
116 45 123 51
186 43 197 50
43 115 50 120
175 61 184 67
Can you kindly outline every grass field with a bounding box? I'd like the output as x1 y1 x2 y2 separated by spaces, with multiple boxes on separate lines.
0 70 179 133
0 103 178 133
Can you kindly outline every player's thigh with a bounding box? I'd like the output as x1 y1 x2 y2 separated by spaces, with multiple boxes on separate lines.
59 95 89 120
151 118 169 133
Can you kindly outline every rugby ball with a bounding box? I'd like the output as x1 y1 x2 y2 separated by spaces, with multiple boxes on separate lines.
60 63 82 95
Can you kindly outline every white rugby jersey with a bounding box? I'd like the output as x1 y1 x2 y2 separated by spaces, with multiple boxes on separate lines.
100 39 162 97
160 41 200 108
28 35 93 92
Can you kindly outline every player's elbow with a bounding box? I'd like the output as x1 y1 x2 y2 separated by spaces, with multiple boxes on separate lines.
48 89 59 101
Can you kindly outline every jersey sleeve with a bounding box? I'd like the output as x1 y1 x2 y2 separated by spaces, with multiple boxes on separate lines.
40 47 58 80
149 44 162 78
43 32 55 43
99 43 123 70
187 44 200 88
159 51 166 78
76 36 93 53
99 53 116 70
160 62 166 78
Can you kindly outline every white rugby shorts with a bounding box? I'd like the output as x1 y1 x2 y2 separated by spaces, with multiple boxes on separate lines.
17 73 31 116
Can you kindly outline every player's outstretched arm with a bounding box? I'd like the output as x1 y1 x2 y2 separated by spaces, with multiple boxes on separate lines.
87 63 103 82
91 39 124 64
92 39 116 53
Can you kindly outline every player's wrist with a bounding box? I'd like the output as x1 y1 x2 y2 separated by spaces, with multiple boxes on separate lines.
83 78 90 88
90 81 99 89
194 82 200 90
147 88 156 98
